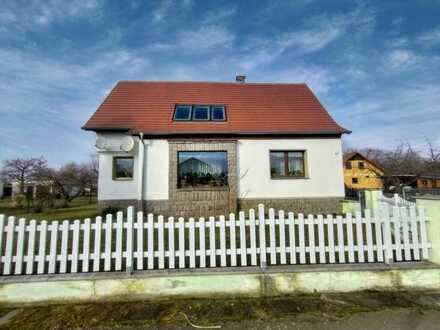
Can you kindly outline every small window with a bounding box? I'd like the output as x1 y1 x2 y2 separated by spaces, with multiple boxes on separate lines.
113 157 134 180
358 162 365 169
345 161 352 169
174 105 192 121
192 105 210 121
270 151 306 178
211 106 226 121
352 178 359 184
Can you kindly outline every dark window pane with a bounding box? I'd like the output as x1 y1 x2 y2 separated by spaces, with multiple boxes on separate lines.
178 151 228 188
345 161 352 169
114 157 134 179
212 106 226 121
287 152 304 176
358 162 365 169
193 106 210 120
270 152 285 177
352 178 358 184
174 105 192 120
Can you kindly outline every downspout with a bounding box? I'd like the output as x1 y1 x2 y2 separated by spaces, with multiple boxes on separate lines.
137 133 145 212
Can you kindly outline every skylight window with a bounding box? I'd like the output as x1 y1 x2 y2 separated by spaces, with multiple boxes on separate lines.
173 105 227 122
174 105 192 121
193 105 210 121
211 106 226 121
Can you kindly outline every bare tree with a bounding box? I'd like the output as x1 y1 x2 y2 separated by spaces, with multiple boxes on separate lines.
0 157 47 193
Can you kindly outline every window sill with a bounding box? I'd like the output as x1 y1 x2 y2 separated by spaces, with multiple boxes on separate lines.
177 187 229 192
270 176 310 180
112 178 134 181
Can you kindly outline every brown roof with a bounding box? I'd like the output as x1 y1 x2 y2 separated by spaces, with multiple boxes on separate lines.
83 81 349 135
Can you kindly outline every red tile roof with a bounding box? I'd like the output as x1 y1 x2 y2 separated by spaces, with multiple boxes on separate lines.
83 81 349 135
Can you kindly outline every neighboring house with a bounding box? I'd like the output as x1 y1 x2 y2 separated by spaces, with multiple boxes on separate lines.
0 181 53 199
383 174 440 191
343 152 385 190
83 78 350 217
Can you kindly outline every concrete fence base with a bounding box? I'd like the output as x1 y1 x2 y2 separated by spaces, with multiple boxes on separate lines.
0 263 439 306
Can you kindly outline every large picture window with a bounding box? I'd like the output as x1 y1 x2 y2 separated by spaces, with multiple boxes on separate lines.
178 151 228 188
113 157 134 180
270 151 306 178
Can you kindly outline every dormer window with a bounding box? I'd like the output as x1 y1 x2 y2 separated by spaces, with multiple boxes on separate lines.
193 105 210 121
174 105 192 121
211 106 226 121
173 105 227 122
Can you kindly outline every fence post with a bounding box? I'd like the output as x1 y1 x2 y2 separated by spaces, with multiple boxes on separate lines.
364 189 383 212
416 197 440 264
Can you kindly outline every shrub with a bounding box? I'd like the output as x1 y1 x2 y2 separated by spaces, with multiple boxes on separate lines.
101 206 122 217
11 193 26 208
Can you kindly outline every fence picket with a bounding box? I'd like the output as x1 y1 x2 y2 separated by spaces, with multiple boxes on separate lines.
392 207 402 261
239 211 247 266
346 213 355 263
249 209 257 266
148 214 154 269
26 220 37 274
268 208 276 265
355 212 364 263
178 217 185 268
136 212 144 270
188 217 195 268
82 218 91 272
400 207 411 261
126 206 134 271
60 220 70 273
317 215 325 263
93 216 102 272
409 206 420 260
14 218 26 275
298 214 305 264
209 216 216 267
37 221 48 274
327 215 335 263
278 210 286 265
199 218 206 268
115 212 123 271
288 212 296 264
364 210 374 262
219 215 227 267
48 221 59 274
168 217 175 269
307 215 316 264
71 220 80 273
258 204 267 266
158 215 165 269
104 215 112 271
374 212 384 262
336 215 345 263
229 213 237 267
3 216 15 275
382 205 393 264
0 215 4 258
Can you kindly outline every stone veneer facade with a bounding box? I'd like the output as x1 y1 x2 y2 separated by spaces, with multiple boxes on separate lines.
98 139 343 217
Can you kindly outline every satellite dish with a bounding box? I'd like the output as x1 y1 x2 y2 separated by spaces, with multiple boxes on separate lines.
120 136 135 152
95 137 107 150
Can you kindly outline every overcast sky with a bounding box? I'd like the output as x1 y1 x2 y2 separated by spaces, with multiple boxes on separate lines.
1 0 440 166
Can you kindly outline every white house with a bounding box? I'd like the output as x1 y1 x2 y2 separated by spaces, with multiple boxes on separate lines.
83 78 350 217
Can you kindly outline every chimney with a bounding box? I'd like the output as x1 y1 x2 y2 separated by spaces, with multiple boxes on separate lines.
235 75 246 83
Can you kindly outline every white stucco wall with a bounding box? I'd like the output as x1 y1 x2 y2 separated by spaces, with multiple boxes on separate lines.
97 133 169 201
97 133 344 201
237 138 344 199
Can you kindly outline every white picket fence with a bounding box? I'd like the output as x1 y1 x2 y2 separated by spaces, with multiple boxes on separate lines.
0 204 430 276
379 193 416 211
